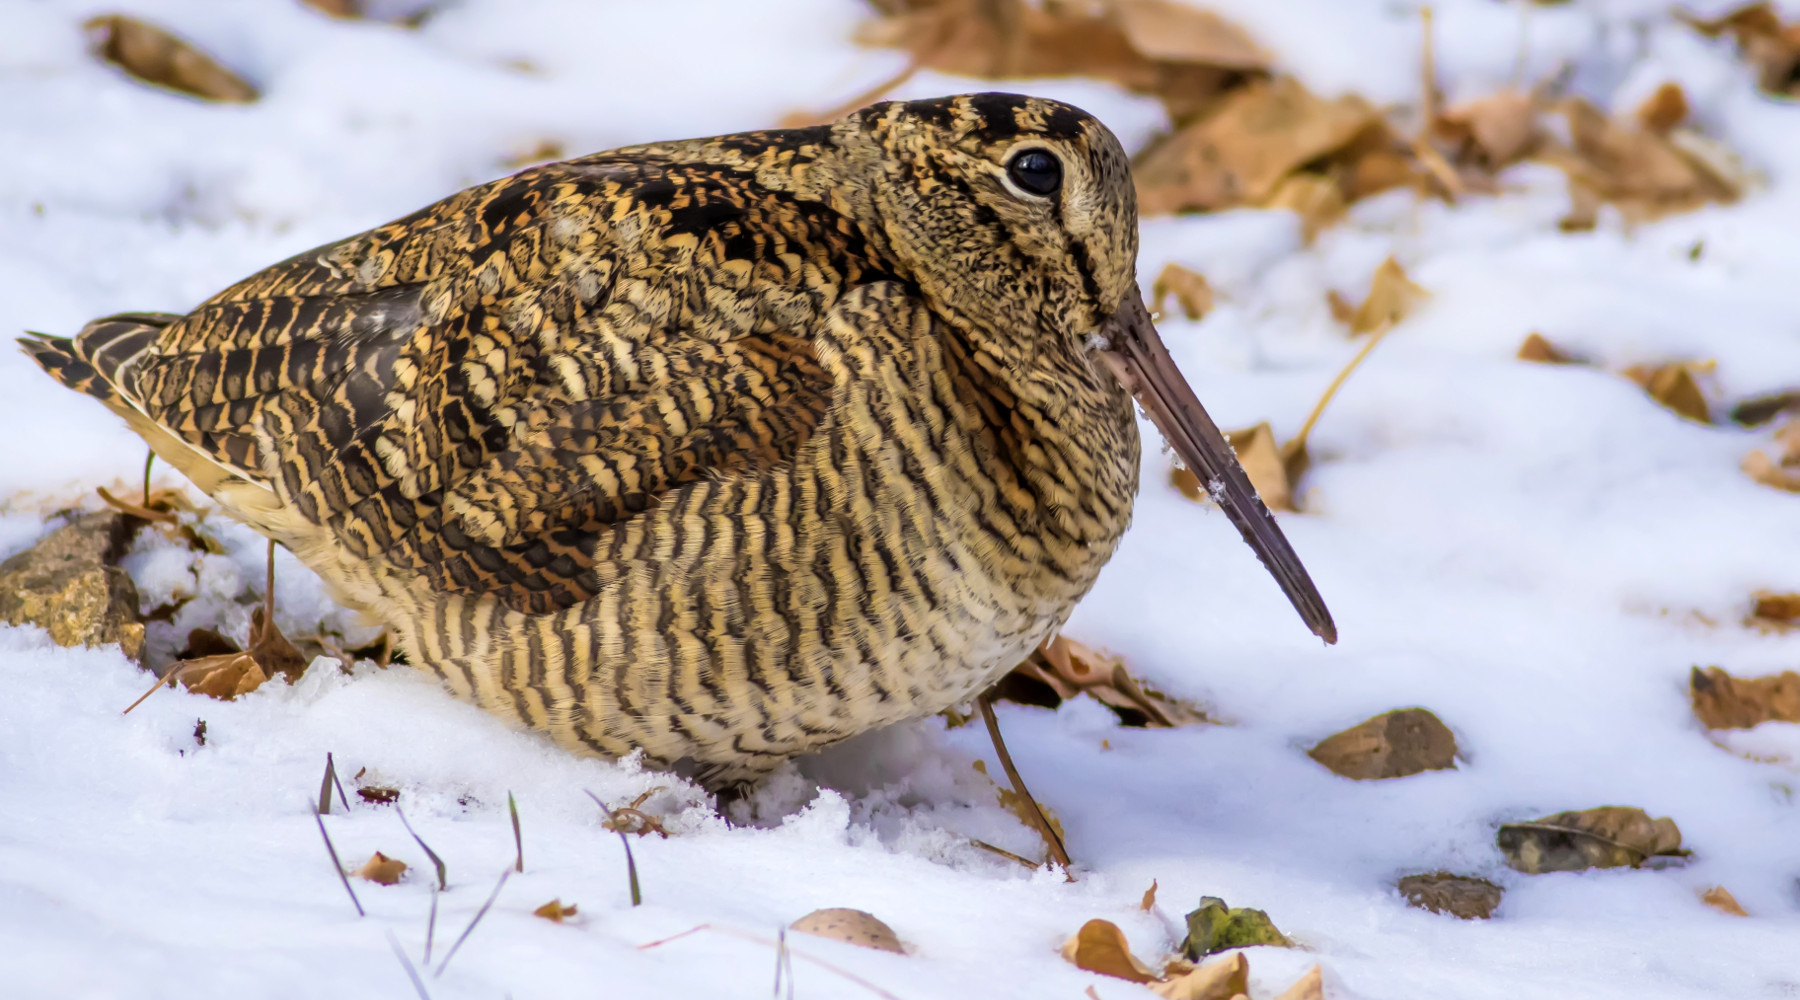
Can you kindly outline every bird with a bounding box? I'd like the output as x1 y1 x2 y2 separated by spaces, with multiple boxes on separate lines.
23 92 1334 788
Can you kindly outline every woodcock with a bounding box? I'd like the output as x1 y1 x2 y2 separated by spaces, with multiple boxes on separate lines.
24 93 1334 786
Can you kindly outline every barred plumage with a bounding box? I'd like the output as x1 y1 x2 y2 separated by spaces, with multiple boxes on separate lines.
23 93 1332 785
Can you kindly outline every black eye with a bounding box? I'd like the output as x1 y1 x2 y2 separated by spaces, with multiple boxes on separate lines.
1006 149 1062 196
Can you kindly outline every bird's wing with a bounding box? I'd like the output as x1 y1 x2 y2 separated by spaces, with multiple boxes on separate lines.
100 155 879 613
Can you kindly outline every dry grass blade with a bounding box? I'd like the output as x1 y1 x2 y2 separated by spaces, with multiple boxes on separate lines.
120 663 178 715
310 803 364 918
433 867 511 978
386 929 433 1000
319 752 351 815
977 694 1073 876
639 924 902 1000
96 485 177 524
397 806 448 890
584 791 643 905
424 883 439 966
773 925 796 1000
970 838 1040 870
508 791 523 873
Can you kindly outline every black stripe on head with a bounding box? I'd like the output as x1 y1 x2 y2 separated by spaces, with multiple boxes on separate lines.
964 93 1033 141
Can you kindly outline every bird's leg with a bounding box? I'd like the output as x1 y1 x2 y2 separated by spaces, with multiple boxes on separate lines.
977 690 1073 874
142 449 155 507
263 538 275 625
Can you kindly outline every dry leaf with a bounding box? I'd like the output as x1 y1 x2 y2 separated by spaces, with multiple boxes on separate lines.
1396 872 1503 919
1326 290 1356 325
1518 332 1579 364
1150 952 1248 1000
1730 389 1800 427
1635 82 1690 134
534 898 578 921
1308 708 1458 780
1001 635 1212 727
1544 98 1739 221
249 605 309 683
1273 966 1325 1000
790 908 905 954
1135 77 1379 215
1691 666 1800 729
1349 257 1427 336
1436 90 1540 167
1226 423 1293 512
353 851 407 885
1110 0 1268 70
1744 447 1800 492
1061 919 1159 983
300 0 361 16
1700 886 1748 917
357 785 400 805
1624 362 1712 423
1140 880 1159 912
175 652 268 700
1496 806 1685 874
1750 592 1800 630
84 16 258 103
1680 4 1800 97
1153 263 1215 321
1265 173 1346 243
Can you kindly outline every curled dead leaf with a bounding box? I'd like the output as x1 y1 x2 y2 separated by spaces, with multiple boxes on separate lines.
1348 257 1427 337
789 908 905 954
1518 332 1580 365
1273 965 1325 1000
1730 389 1800 427
1691 666 1800 729
1150 952 1248 1000
1624 362 1712 424
84 16 258 103
1544 98 1740 222
353 851 407 885
1153 263 1214 322
1496 806 1685 874
1635 82 1690 134
1000 635 1212 727
1061 919 1158 983
1309 708 1458 780
176 652 268 701
533 898 578 921
1435 90 1540 168
1744 448 1800 492
1700 886 1748 917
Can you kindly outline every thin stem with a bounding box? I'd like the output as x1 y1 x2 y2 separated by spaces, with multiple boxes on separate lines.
310 803 363 917
977 693 1073 875
433 867 510 978
387 929 433 1000
1291 316 1396 454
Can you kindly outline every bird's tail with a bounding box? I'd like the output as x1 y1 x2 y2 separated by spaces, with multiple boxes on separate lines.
19 312 182 413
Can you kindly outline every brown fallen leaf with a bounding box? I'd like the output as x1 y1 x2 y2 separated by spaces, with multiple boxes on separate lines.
1135 77 1380 215
300 0 361 16
1110 0 1268 71
357 785 400 805
534 898 578 921
1624 362 1713 423
1150 952 1248 1000
1542 98 1741 222
1691 666 1800 729
1140 880 1159 912
789 908 904 954
248 605 309 683
1518 332 1580 364
1061 919 1158 984
1700 886 1748 917
353 851 407 885
972 757 1070 851
1435 90 1540 168
1396 872 1503 919
176 652 269 700
1680 3 1800 97
1273 965 1325 1000
1265 172 1346 243
1153 263 1214 321
84 16 258 103
1496 806 1685 874
1744 447 1800 492
1326 290 1356 326
1348 257 1427 337
1309 708 1458 780
1635 82 1690 134
1749 592 1800 630
1730 389 1800 427
1000 635 1213 727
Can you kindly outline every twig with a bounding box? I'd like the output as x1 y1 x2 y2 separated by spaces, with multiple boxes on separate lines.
310 803 363 917
969 839 1040 871
977 693 1073 875
120 663 177 715
773 925 795 1000
318 753 350 814
508 791 523 873
585 791 642 906
433 867 511 978
96 485 176 524
1290 311 1399 456
396 806 448 891
639 924 902 1000
424 883 439 966
387 930 433 1000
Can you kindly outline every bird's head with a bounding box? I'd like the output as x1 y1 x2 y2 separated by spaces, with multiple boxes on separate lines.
846 93 1337 645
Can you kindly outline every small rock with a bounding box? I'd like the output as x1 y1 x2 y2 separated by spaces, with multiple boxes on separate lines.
1396 872 1503 919
789 908 904 954
0 512 143 660
1308 707 1458 780
1182 896 1291 960
1496 806 1685 874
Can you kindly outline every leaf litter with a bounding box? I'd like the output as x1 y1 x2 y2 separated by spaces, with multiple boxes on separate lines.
1496 806 1687 874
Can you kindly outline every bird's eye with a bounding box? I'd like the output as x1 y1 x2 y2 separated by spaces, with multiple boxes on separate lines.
1005 149 1062 197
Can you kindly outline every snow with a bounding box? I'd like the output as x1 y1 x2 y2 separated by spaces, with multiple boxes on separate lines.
3 2 1800 998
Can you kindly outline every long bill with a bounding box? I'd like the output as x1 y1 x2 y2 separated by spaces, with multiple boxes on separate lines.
1100 294 1338 645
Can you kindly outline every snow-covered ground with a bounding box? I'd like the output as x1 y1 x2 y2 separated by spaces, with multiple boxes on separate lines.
4 2 1800 998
